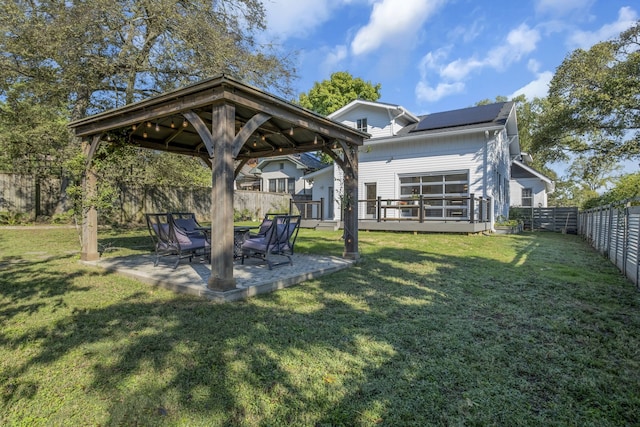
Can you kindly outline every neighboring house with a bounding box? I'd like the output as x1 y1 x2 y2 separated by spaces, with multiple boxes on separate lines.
235 159 261 191
250 153 326 199
510 159 555 208
305 100 521 227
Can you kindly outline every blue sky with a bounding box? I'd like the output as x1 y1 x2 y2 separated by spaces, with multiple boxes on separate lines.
261 0 637 116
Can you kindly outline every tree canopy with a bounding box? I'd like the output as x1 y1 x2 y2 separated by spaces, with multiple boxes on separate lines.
298 71 381 116
0 0 297 215
0 0 296 119
531 21 640 169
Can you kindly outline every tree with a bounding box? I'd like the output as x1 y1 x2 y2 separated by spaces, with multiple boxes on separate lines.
0 0 296 215
531 21 640 170
585 171 640 208
298 71 381 116
0 0 296 120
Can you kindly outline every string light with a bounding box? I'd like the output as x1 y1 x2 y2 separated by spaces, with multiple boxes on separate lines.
182 119 188 128
146 121 152 128
313 135 318 145
143 131 148 138
170 120 175 129
289 127 294 136
155 122 160 132
132 124 137 131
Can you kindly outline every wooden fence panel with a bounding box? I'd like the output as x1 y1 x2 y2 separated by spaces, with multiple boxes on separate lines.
510 207 578 233
0 173 290 224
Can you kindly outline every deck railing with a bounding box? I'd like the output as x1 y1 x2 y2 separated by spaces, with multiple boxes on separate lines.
360 194 491 223
292 194 492 224
290 198 324 220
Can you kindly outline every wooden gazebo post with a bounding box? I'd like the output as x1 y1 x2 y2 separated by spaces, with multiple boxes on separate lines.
208 102 237 291
80 135 101 262
322 142 360 260
342 146 359 260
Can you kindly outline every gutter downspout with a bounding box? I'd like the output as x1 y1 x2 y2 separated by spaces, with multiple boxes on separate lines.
389 107 408 136
483 130 492 231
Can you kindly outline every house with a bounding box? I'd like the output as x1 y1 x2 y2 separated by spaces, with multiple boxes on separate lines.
304 100 521 230
235 159 261 191
509 158 555 207
250 153 326 199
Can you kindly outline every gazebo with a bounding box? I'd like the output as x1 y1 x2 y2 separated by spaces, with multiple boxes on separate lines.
68 75 367 292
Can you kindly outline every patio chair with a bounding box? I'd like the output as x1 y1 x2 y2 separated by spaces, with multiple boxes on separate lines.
170 212 209 240
240 215 301 269
250 212 289 238
145 213 210 268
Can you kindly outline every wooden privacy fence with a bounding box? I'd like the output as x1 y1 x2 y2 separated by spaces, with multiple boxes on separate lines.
510 207 579 233
0 173 61 218
578 199 640 288
0 173 291 224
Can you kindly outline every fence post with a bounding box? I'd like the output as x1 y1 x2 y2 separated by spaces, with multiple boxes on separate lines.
377 196 382 223
320 197 324 220
487 197 492 225
469 193 475 224
419 195 424 223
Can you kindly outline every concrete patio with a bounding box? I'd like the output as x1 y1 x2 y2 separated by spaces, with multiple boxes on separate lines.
82 253 354 303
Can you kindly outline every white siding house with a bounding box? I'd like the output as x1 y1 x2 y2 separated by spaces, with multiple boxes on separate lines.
251 153 325 198
510 159 555 208
306 100 521 229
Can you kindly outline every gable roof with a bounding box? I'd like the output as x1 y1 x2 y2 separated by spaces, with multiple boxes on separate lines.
511 159 555 193
252 153 326 174
402 102 515 135
328 99 420 123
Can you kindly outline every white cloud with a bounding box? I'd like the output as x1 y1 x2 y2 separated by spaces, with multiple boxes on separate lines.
351 0 446 56
321 45 348 72
509 71 553 100
416 80 465 102
527 59 541 74
415 22 541 104
424 23 540 82
261 0 343 40
567 6 638 49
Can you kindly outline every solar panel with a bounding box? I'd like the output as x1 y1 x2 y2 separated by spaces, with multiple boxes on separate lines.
411 102 505 132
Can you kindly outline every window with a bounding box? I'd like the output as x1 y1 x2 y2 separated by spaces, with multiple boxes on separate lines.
522 188 533 206
268 178 296 194
356 118 367 132
279 162 284 170
399 171 469 219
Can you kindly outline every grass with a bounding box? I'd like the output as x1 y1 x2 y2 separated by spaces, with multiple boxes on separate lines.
1 226 639 426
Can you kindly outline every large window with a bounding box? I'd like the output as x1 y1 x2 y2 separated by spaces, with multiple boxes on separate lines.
399 171 469 219
268 178 295 194
522 188 533 207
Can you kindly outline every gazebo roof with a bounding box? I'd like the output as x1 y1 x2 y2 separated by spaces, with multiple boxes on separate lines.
69 74 367 161
70 74 365 292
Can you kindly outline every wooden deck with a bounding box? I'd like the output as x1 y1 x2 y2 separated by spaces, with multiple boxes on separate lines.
301 219 492 234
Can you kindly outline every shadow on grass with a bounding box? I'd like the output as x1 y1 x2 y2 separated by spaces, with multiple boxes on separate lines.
1 231 639 425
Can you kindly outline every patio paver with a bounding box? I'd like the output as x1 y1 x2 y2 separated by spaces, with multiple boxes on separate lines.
82 253 354 302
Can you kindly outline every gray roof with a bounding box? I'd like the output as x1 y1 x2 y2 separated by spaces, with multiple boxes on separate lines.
252 152 327 174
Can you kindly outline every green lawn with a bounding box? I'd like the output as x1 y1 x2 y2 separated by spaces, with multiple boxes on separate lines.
1 226 639 426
